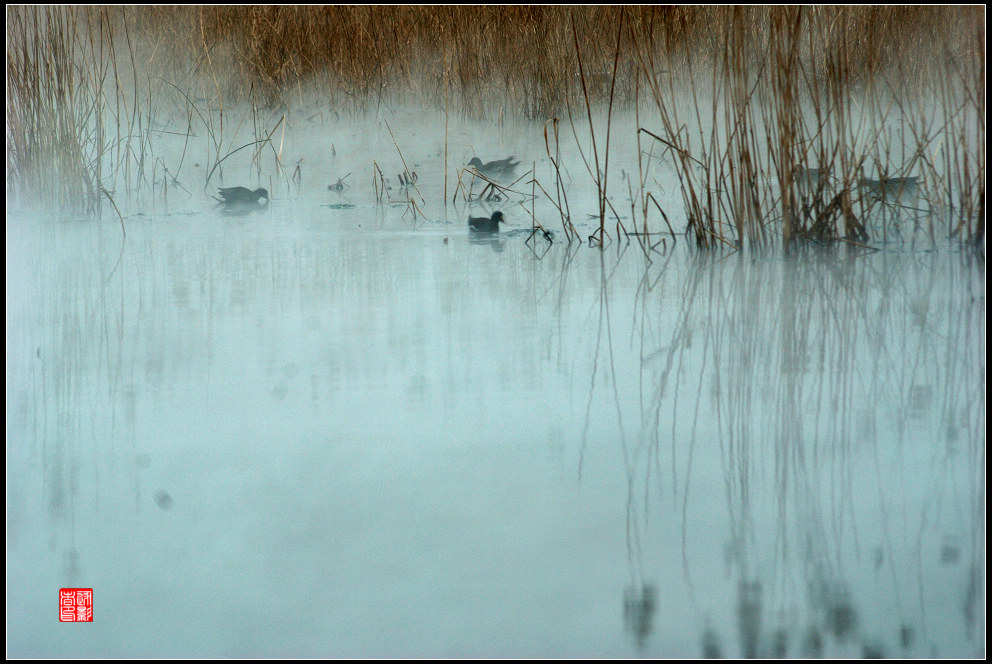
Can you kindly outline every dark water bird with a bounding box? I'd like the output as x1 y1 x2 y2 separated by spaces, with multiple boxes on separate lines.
467 210 505 232
467 156 520 180
214 186 269 206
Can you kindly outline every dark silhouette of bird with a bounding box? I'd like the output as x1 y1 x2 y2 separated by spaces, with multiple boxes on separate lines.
214 187 269 206
467 156 520 180
467 211 505 232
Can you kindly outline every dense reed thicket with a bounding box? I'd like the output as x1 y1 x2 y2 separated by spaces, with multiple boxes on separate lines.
632 7 985 248
57 6 977 117
6 7 106 216
5 5 985 248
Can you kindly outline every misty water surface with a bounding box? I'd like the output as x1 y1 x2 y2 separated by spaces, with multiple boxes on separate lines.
6 108 985 657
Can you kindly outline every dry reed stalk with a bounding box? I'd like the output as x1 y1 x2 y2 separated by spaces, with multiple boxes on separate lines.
371 161 388 204
543 118 577 242
384 120 424 205
444 46 449 205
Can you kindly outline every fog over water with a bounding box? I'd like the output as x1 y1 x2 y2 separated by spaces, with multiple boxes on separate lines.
6 102 985 657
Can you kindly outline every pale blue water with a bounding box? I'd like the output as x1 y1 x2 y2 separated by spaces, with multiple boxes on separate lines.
6 194 984 656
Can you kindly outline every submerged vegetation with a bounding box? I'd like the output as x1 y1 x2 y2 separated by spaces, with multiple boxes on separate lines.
5 5 985 249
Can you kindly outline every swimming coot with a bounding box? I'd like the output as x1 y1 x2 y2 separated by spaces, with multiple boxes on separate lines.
467 211 505 232
214 187 269 206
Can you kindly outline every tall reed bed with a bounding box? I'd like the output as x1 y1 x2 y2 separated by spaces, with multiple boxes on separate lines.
17 7 964 122
6 6 983 247
630 6 984 249
7 7 105 216
7 6 162 223
178 6 976 120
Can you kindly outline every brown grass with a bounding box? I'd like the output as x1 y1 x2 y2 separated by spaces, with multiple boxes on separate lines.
6 7 102 215
33 6 975 117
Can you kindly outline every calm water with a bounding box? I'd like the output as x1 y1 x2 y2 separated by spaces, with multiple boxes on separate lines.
6 196 984 657
5 101 987 656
